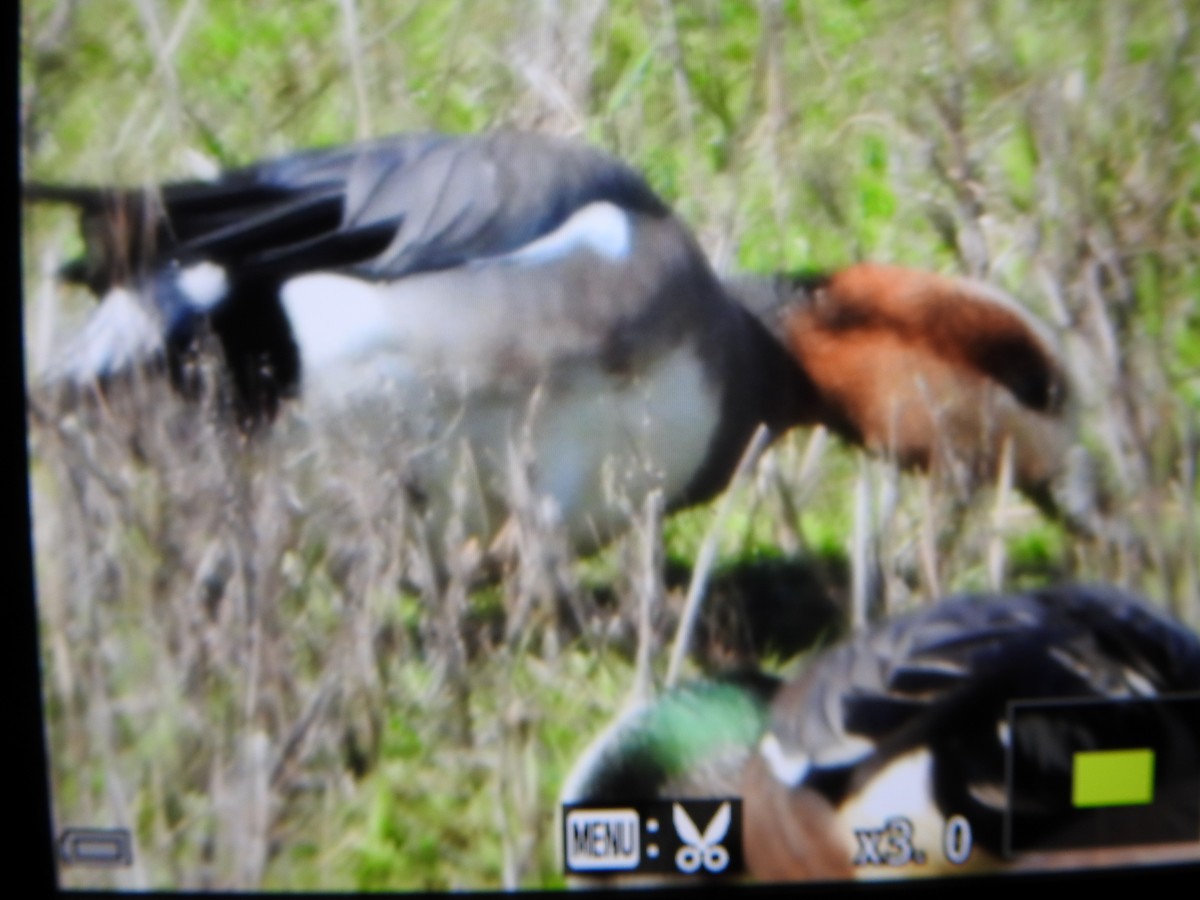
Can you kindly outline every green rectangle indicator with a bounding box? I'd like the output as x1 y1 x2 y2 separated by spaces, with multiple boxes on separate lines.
1072 749 1155 808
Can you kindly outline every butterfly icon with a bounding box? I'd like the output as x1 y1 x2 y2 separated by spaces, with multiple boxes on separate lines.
673 802 732 874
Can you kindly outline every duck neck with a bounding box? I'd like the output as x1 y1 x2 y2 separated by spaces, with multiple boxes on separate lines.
726 272 854 437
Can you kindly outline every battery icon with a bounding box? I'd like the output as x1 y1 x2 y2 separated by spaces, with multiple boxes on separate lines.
1072 749 1155 808
1006 693 1200 855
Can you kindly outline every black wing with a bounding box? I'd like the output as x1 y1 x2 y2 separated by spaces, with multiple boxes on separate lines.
26 131 670 293
767 586 1200 854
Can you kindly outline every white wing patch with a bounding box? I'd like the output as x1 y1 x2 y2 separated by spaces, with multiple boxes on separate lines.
491 201 633 265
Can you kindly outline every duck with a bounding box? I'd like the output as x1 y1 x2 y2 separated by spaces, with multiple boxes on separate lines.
725 265 1084 521
24 130 1078 554
562 584 1200 882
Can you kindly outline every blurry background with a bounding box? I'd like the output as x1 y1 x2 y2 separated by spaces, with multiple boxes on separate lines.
20 0 1200 890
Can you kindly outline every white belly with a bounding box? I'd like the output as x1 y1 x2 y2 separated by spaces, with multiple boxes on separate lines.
283 321 720 551
524 344 720 547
